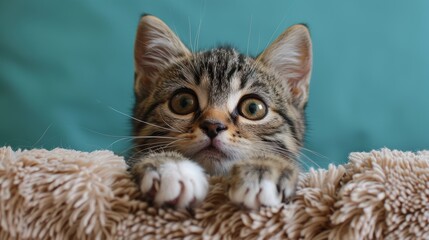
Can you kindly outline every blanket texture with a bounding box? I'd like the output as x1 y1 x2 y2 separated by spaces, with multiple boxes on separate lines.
0 147 428 239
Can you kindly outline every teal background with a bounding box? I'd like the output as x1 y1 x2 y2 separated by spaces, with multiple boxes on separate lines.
1 0 428 168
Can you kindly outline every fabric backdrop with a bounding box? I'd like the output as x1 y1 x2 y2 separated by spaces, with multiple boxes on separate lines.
1 0 428 168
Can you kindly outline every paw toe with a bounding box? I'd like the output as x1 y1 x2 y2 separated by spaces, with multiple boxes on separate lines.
243 187 261 209
140 171 160 194
176 180 194 209
258 180 281 207
229 180 283 209
155 175 183 206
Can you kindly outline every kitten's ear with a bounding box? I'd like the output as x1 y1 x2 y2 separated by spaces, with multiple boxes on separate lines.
258 24 312 108
134 15 190 98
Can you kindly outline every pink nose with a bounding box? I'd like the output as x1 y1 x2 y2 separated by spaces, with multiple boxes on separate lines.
199 120 228 139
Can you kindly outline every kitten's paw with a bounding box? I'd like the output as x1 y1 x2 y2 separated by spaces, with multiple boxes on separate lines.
133 154 208 209
228 160 298 209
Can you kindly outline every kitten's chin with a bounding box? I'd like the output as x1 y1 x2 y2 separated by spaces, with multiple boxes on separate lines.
189 147 234 176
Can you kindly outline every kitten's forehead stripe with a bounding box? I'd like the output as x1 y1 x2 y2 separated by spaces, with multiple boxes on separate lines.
226 63 237 82
191 48 241 106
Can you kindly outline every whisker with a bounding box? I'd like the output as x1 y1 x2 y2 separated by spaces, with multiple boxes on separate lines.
119 141 150 156
133 136 184 141
128 139 185 160
256 33 261 55
107 135 183 150
266 146 317 169
298 151 321 169
263 15 287 52
108 106 182 133
247 15 289 76
32 122 54 147
157 139 184 151
129 144 163 160
246 15 253 56
247 140 313 169
159 111 184 133
125 140 177 153
195 0 207 51
195 18 202 51
301 147 329 160
107 137 135 149
188 16 194 52
86 128 182 140
260 146 311 169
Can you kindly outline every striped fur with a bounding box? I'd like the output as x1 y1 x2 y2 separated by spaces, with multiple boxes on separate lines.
129 15 312 209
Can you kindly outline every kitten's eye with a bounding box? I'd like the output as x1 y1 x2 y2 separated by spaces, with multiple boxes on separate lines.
239 97 267 120
169 91 198 115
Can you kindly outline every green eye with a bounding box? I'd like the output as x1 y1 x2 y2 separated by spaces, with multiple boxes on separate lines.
169 91 198 115
239 97 267 120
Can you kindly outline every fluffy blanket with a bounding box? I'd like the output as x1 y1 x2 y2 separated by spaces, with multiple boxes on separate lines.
0 147 428 239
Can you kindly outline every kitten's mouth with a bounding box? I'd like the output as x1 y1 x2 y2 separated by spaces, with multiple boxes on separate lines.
201 144 223 153
193 143 227 160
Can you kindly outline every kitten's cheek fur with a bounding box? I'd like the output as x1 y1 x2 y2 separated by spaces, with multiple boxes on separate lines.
227 158 298 209
133 153 209 209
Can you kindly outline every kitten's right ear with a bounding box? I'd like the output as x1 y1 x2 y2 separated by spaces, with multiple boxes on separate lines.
257 24 312 109
134 15 190 98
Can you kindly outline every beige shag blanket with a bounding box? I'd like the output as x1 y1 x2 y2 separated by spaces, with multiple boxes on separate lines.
1 147 429 239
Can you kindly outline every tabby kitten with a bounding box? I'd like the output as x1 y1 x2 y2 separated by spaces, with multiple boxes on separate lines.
128 15 312 209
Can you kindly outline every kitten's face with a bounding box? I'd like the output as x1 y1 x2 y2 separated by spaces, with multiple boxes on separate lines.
132 16 312 175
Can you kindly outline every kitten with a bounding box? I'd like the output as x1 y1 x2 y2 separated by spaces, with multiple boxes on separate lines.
128 15 312 209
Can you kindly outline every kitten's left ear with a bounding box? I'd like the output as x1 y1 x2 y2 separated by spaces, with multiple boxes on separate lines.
258 24 312 109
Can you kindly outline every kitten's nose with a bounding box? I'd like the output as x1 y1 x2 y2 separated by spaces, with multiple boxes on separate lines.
199 120 228 139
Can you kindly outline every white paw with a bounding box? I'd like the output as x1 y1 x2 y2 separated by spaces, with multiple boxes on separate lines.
229 179 283 209
140 160 208 209
228 163 297 209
